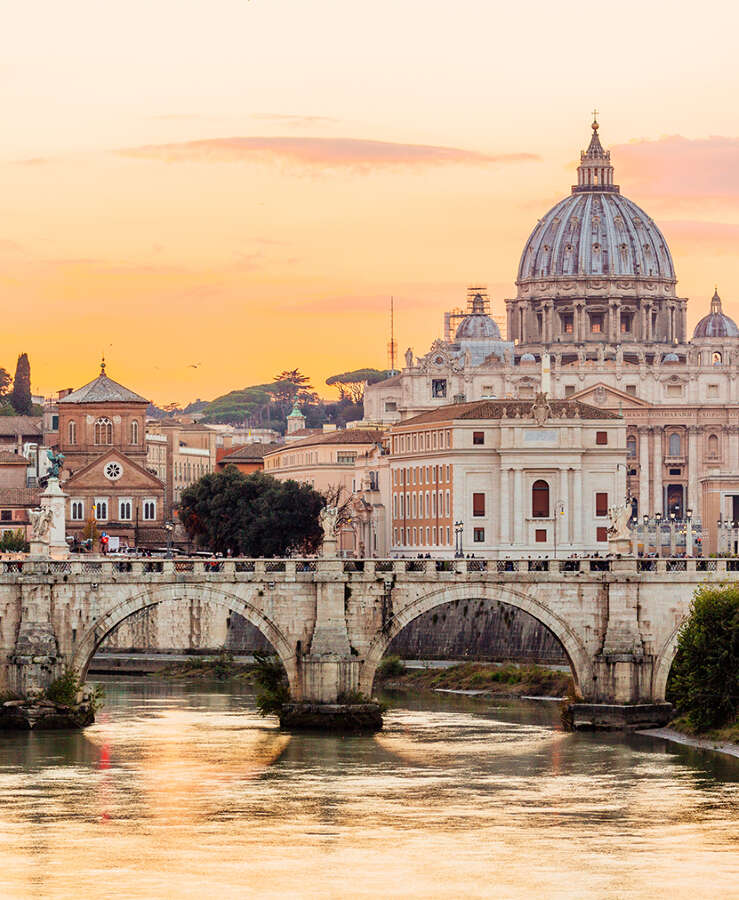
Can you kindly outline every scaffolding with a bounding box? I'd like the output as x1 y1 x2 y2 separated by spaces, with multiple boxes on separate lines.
443 286 506 341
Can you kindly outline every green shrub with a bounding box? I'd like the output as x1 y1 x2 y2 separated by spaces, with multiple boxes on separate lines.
376 655 406 679
0 529 28 552
667 586 739 732
46 669 83 706
212 649 235 680
253 651 289 717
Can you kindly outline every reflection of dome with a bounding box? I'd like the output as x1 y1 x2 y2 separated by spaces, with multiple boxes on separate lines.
454 293 501 341
663 353 679 363
520 353 536 363
693 290 739 339
518 119 675 284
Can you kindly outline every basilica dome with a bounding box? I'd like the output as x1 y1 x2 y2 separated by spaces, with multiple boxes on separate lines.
517 120 675 285
455 292 501 341
693 290 739 339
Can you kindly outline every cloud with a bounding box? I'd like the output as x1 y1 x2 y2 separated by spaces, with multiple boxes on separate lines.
117 136 539 172
612 135 739 203
250 113 340 128
661 219 739 253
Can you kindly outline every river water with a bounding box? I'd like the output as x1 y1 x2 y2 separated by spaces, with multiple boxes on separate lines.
0 679 737 899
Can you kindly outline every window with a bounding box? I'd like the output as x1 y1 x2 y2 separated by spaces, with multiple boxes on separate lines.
590 314 603 333
393 495 398 519
620 315 632 333
445 490 450 516
666 384 683 398
596 431 608 445
472 493 485 517
337 452 356 465
143 499 157 521
385 401 397 413
473 431 484 445
95 499 108 520
707 434 719 459
0 510 11 522
595 492 608 517
68 421 77 445
119 499 132 521
94 417 113 445
668 433 681 457
625 385 637 396
445 526 450 545
412 527 417 545
532 480 550 518
432 379 447 399
393 528 398 544
535 529 547 543
561 314 573 334
70 501 84 521
596 526 608 542
708 384 719 399
627 436 636 458
473 528 485 543
51 414 59 430
130 420 139 444
564 385 575 397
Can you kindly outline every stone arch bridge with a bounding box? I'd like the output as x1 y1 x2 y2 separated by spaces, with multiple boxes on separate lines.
1 555 728 727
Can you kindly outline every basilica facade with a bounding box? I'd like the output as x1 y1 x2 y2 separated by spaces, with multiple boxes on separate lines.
365 117 739 539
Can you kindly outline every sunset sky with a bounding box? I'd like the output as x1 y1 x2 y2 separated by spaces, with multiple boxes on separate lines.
4 1 739 406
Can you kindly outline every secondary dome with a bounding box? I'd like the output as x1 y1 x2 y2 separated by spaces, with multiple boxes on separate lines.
517 119 675 284
455 292 501 341
693 290 739 339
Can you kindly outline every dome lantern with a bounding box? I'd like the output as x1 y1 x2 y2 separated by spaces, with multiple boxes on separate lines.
573 112 619 194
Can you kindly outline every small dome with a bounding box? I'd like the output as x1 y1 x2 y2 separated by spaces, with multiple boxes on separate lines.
520 353 536 363
663 353 679 363
455 311 501 341
693 290 739 339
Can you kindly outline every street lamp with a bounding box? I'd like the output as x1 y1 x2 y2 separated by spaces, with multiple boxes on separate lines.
669 511 676 557
686 508 693 557
655 512 662 556
165 520 174 559
454 521 464 558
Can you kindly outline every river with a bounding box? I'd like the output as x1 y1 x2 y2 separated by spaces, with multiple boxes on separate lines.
0 679 737 899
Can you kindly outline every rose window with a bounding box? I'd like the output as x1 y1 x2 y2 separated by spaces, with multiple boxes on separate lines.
104 461 123 481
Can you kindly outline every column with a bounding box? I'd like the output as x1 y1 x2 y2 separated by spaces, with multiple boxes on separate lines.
639 427 651 516
573 468 583 547
499 464 510 545
575 303 583 343
687 425 699 516
559 468 569 549
612 301 621 343
514 468 524 546
729 425 739 473
652 426 663 516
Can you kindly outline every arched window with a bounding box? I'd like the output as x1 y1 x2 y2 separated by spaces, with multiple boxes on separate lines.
668 432 681 457
130 420 139 444
94 417 113 445
708 434 719 458
68 420 77 445
627 436 637 458
532 480 550 518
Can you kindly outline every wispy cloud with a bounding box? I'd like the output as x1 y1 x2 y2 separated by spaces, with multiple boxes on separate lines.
117 136 538 172
250 113 340 128
613 135 739 204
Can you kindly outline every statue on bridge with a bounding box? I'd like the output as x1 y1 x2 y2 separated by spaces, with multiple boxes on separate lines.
30 507 54 541
46 449 65 479
608 502 633 555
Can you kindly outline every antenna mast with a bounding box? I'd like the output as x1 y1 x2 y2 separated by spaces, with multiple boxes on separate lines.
387 296 397 373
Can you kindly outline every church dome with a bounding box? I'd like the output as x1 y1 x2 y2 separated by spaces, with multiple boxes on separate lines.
455 293 501 341
693 290 739 339
517 119 675 285
520 353 536 363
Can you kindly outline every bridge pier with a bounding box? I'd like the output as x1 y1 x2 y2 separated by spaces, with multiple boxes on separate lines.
8 581 60 696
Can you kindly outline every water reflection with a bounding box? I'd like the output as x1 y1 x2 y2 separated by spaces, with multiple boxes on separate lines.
0 678 737 899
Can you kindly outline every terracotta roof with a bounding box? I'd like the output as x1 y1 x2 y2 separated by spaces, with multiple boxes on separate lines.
220 442 283 462
0 488 41 507
375 373 403 387
0 451 29 464
396 399 621 426
0 416 42 436
266 428 386 453
58 371 148 404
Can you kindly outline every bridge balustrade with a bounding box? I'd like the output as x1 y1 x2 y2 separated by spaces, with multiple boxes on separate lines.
637 559 657 573
264 561 285 573
588 560 610 572
558 560 581 573
527 560 549 572
665 559 687 573
295 560 317 573
467 560 487 572
696 559 717 572
405 560 426 573
495 561 519 572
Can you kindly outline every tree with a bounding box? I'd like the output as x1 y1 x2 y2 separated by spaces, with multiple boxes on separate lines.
667 585 739 731
179 468 324 557
325 368 391 403
10 353 32 415
0 368 11 398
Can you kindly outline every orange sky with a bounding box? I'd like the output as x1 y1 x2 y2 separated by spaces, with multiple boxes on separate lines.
3 1 739 406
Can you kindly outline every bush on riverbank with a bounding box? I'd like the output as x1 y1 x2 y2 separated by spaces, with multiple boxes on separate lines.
380 661 571 697
375 656 406 680
667 585 739 733
253 651 289 716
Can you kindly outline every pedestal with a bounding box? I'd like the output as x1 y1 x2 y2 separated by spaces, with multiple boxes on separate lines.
40 477 68 558
608 537 632 557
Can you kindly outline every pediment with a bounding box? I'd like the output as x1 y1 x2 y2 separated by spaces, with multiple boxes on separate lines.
567 382 650 409
63 448 165 491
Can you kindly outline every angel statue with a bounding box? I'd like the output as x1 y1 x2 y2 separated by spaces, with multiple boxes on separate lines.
46 449 65 479
29 507 54 541
607 503 633 541
319 505 339 538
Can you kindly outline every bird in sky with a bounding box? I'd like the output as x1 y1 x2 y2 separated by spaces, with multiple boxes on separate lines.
187 363 202 369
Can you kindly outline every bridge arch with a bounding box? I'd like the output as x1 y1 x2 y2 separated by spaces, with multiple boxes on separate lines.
653 617 687 702
71 584 300 695
359 582 593 697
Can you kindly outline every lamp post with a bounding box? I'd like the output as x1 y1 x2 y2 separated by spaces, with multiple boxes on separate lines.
669 511 676 557
717 518 723 555
165 520 174 559
554 500 565 560
642 513 649 556
655 511 662 556
686 508 693 557
454 521 464 558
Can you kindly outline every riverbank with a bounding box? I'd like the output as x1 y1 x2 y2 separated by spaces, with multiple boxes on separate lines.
639 724 739 759
379 660 572 698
